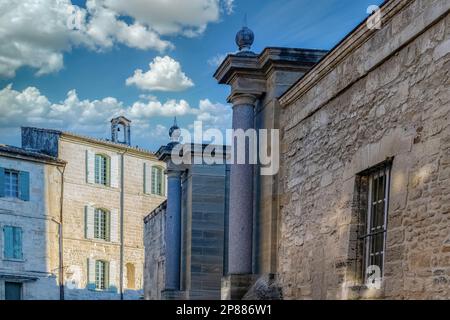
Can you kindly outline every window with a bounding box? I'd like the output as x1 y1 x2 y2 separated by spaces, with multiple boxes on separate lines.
95 154 109 186
3 226 23 260
151 166 163 196
94 209 109 241
5 282 22 300
4 170 19 198
95 260 108 290
361 163 391 284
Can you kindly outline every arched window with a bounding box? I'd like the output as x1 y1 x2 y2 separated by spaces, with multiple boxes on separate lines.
126 263 135 289
95 154 110 186
94 208 109 241
151 166 164 196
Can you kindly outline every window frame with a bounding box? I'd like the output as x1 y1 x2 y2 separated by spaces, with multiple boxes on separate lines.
94 208 110 241
361 163 391 285
4 169 19 199
95 260 108 290
151 166 164 196
94 154 110 187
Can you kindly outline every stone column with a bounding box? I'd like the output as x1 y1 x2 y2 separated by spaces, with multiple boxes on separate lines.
164 169 182 291
228 93 257 275
221 94 258 299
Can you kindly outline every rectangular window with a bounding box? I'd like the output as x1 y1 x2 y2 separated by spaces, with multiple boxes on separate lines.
94 209 108 241
95 260 108 290
151 167 163 196
5 282 22 300
361 163 391 283
4 170 19 198
95 154 109 186
3 226 23 260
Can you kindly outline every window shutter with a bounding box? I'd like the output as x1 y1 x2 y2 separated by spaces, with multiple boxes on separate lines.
19 171 30 201
143 163 146 193
0 167 5 198
13 227 23 259
108 261 118 292
144 163 152 194
87 258 96 290
3 226 14 259
85 206 95 239
86 150 95 184
110 208 119 243
110 154 119 188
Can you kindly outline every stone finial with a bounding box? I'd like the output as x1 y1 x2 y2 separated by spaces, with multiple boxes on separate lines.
235 18 255 53
169 117 181 144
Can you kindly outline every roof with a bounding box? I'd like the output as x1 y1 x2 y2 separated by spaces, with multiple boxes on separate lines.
22 126 157 159
0 144 66 166
144 200 167 224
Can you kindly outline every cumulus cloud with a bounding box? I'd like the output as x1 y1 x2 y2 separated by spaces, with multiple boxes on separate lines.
126 56 194 92
0 0 234 78
0 84 231 140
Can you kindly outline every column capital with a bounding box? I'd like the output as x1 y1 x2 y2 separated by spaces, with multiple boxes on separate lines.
227 92 259 107
166 168 182 177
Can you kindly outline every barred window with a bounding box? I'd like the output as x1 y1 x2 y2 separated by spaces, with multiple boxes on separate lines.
95 154 109 186
95 260 108 290
94 209 109 241
361 163 391 284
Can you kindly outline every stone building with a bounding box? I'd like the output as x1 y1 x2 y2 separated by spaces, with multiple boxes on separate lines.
0 145 65 300
215 0 450 299
20 117 166 299
144 121 230 300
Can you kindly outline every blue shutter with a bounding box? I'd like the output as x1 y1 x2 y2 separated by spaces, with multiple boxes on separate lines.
3 226 14 259
0 167 5 197
19 171 30 201
13 227 23 259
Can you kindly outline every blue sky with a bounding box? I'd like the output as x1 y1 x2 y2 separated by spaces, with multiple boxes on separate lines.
0 0 383 151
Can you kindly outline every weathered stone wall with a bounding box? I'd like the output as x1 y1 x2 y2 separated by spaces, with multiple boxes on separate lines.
278 0 450 299
143 204 166 300
58 137 165 300
0 156 62 300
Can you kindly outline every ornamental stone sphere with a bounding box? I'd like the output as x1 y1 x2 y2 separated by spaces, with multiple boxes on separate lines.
235 26 254 51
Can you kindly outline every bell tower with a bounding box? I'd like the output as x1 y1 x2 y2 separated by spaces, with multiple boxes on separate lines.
111 116 131 146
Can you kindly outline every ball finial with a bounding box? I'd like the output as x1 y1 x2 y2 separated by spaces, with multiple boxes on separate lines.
235 15 254 53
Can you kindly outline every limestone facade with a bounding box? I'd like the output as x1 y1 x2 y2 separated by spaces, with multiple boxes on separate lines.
277 0 450 299
21 126 166 299
0 146 65 300
216 0 450 299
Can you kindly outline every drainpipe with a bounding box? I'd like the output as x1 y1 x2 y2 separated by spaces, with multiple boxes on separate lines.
119 151 127 300
57 165 66 300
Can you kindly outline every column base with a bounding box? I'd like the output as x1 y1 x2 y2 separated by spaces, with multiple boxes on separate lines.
161 289 187 300
221 274 257 300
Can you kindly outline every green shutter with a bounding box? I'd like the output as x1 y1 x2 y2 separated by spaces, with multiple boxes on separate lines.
143 163 147 194
3 226 14 259
0 167 5 198
13 227 23 259
19 171 30 201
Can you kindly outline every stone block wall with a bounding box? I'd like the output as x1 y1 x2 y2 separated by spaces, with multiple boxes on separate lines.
278 0 450 299
0 156 62 300
58 137 165 299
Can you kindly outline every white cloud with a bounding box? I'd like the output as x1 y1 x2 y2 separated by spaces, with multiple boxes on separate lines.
0 84 231 141
126 56 194 92
207 53 231 67
0 0 234 78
